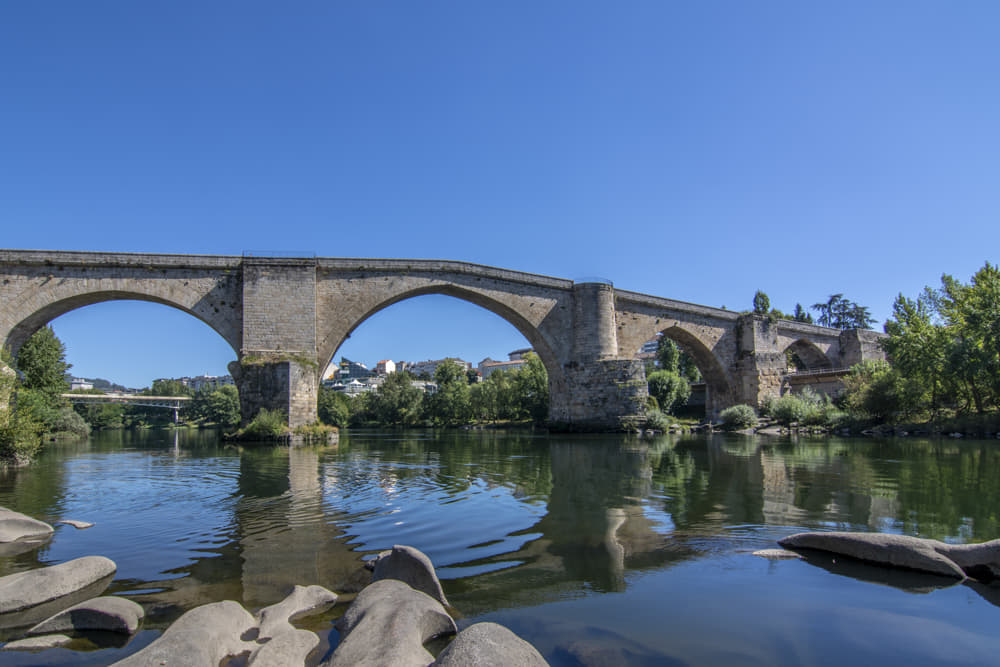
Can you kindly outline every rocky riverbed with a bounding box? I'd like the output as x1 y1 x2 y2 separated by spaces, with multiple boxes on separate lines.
0 507 547 665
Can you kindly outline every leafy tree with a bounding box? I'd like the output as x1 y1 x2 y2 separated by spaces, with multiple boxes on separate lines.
318 386 352 428
513 352 548 423
0 354 43 463
16 327 70 403
369 371 423 426
148 379 192 397
647 370 690 415
656 337 680 373
190 385 240 427
792 303 813 323
428 360 471 425
753 290 770 315
811 294 874 329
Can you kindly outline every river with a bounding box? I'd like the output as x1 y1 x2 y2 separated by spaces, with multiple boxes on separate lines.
2 429 1000 666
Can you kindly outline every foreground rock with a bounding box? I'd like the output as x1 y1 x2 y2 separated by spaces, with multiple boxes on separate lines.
2 634 74 651
108 584 339 667
111 600 257 667
0 556 116 628
0 507 54 556
371 544 450 607
433 622 547 666
778 531 1000 582
26 596 144 636
325 578 457 667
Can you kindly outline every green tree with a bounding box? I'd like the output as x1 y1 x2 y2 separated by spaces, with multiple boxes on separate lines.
811 294 874 329
318 386 352 428
513 352 548 423
656 337 680 373
369 371 423 426
428 360 472 425
792 303 813 323
647 369 690 415
190 385 240 427
16 327 70 402
753 290 770 315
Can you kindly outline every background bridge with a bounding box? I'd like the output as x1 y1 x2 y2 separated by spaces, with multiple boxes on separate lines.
62 393 190 423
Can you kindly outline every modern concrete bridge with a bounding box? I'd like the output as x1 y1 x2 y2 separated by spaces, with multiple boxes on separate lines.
0 250 885 429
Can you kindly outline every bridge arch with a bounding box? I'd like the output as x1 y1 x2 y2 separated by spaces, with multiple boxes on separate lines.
318 284 568 396
782 338 835 372
643 325 736 416
2 281 241 360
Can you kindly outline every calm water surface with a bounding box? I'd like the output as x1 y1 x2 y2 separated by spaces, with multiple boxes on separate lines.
2 429 1000 666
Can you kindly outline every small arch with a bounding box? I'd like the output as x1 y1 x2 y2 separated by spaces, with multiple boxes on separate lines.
783 339 834 372
639 325 735 417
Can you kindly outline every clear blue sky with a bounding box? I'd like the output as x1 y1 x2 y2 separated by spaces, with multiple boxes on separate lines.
3 2 998 388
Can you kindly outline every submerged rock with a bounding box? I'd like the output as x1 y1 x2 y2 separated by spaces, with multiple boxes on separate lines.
0 507 54 543
752 548 803 560
26 596 144 636
326 578 457 667
778 531 1000 582
371 544 450 607
433 622 548 667
56 519 95 530
0 556 116 628
1 634 74 651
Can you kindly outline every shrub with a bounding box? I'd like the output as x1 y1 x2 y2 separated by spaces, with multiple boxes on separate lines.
644 409 671 431
720 404 757 430
771 394 807 425
239 409 289 440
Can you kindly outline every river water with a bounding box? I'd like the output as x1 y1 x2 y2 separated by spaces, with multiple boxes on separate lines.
2 429 1000 666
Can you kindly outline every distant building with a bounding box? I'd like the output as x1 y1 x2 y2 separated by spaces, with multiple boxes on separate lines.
189 375 234 392
69 378 94 391
338 358 373 381
405 358 471 379
478 348 533 378
375 360 396 376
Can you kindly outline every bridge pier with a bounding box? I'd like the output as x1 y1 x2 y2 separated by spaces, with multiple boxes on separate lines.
230 358 318 429
733 314 787 411
549 282 647 430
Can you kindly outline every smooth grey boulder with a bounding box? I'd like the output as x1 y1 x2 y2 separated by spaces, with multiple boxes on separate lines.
1 634 74 651
256 584 337 640
249 627 321 667
371 544 450 607
110 600 256 667
325 578 457 667
433 622 548 667
26 596 144 636
778 531 1000 582
0 506 53 543
0 556 116 628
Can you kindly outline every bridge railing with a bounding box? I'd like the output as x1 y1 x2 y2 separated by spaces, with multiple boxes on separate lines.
783 367 852 378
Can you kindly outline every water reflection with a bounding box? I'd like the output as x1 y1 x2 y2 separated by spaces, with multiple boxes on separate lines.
2 430 1000 664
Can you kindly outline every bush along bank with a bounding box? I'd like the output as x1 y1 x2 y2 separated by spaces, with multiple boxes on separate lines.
226 409 339 446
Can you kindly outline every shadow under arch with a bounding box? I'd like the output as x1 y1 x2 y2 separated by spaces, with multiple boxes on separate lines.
644 325 736 417
320 285 567 398
5 291 241 360
783 338 834 372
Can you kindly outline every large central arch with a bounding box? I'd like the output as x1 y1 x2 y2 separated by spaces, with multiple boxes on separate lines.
317 283 569 409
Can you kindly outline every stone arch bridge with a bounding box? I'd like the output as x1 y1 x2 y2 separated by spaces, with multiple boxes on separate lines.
0 250 885 429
